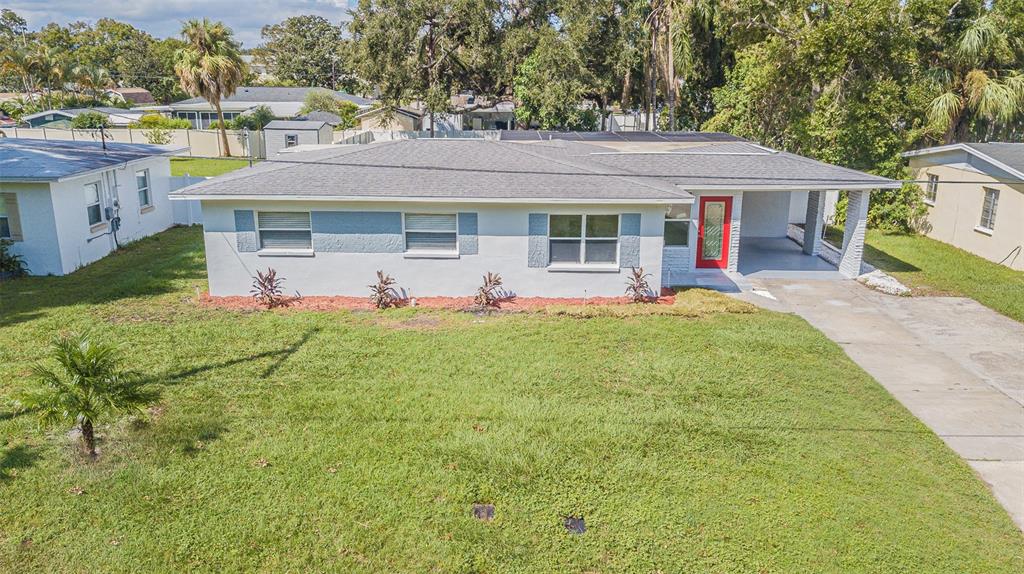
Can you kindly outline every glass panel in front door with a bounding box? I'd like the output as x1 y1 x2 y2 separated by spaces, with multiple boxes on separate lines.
702 201 725 259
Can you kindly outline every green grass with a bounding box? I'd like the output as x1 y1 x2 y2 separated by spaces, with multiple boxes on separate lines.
1 227 1021 572
170 157 252 177
826 226 1024 322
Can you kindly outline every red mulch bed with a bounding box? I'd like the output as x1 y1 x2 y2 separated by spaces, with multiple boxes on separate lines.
199 290 677 312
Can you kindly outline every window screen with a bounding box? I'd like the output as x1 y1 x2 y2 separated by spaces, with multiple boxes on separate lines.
548 214 619 265
405 213 457 252
257 211 312 250
136 169 151 207
664 219 689 246
85 183 102 226
980 188 999 230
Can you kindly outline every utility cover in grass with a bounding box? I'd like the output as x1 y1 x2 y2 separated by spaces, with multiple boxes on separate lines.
472 503 495 521
564 516 585 534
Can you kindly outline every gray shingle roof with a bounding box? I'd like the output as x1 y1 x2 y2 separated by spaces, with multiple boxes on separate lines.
264 120 328 130
172 139 695 203
295 111 343 125
964 143 1024 177
174 87 372 107
0 138 185 182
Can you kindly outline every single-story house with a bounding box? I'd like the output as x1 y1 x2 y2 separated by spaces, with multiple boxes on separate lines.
0 138 185 275
21 107 148 128
164 87 373 129
356 106 424 131
172 131 899 298
263 120 333 156
903 143 1023 270
103 87 156 105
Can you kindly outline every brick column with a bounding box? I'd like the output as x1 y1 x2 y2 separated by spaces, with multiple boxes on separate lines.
803 190 825 255
839 190 871 278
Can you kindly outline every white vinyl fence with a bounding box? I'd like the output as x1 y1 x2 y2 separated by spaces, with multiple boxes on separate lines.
169 175 208 226
0 126 266 159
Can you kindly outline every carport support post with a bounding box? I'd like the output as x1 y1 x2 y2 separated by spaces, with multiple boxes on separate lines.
802 190 826 255
839 190 871 278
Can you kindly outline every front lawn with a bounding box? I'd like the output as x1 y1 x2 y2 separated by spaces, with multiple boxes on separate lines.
170 157 252 177
1 227 1021 572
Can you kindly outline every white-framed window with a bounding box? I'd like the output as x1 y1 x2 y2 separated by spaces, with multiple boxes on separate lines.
285 134 298 148
664 217 689 247
256 211 312 250
0 197 9 239
925 173 938 204
136 169 152 208
84 182 103 226
979 188 999 231
549 214 619 265
404 213 458 253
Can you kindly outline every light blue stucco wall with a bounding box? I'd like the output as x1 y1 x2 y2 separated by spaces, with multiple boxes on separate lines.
201 200 669 298
1 183 62 275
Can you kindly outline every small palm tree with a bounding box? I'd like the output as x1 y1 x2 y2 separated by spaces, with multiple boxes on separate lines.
74 65 114 98
18 333 157 459
175 19 245 157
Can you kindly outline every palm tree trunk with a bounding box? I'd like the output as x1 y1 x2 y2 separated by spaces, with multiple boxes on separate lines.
81 419 96 458
666 11 676 131
621 69 632 109
214 99 232 157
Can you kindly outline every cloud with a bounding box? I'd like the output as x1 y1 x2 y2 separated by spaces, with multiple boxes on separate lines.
6 0 355 48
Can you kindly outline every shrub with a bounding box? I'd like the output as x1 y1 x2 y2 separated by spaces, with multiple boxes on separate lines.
70 112 111 129
369 270 400 309
473 272 505 308
0 238 28 278
143 126 172 145
130 114 191 129
231 105 275 130
250 268 298 308
625 267 653 302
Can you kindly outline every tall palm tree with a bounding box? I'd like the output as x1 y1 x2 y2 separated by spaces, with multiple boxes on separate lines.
0 46 37 94
74 65 114 99
928 14 1024 143
18 333 157 459
174 19 244 156
647 0 713 131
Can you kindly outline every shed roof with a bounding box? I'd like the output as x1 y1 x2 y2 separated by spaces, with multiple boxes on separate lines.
264 120 328 130
0 138 186 182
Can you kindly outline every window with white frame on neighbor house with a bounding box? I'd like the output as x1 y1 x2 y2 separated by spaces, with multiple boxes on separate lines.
925 174 938 204
404 213 457 253
549 214 619 264
285 134 298 148
84 182 102 226
0 198 9 239
256 211 312 250
979 188 999 231
136 169 152 208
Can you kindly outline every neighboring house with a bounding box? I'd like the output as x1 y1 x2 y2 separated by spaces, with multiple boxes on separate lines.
903 143 1023 270
0 138 185 275
173 132 898 297
356 106 424 131
21 107 147 128
295 111 343 128
263 120 333 156
104 87 156 105
166 87 373 129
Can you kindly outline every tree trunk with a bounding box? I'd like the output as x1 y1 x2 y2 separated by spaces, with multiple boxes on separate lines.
666 10 676 132
81 419 96 459
214 99 232 157
621 69 632 109
427 20 436 139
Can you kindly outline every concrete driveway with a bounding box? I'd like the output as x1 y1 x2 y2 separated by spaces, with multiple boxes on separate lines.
738 279 1024 529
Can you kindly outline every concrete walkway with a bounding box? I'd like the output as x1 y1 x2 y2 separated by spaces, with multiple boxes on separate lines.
737 279 1024 529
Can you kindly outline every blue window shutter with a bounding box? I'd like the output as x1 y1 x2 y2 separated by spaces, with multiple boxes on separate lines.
310 211 404 252
458 212 478 255
234 210 257 252
528 213 548 268
619 213 641 268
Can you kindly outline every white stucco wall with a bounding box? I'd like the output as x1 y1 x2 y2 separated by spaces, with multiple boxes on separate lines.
1 155 176 275
740 191 791 238
200 200 668 298
264 127 331 157
0 182 63 275
788 190 839 225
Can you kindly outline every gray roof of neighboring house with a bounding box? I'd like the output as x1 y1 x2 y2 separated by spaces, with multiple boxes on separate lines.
295 111 343 125
172 139 695 203
21 107 144 121
0 138 186 182
902 142 1024 180
264 120 328 130
173 87 373 107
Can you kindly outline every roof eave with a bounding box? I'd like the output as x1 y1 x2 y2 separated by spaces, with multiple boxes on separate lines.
902 143 1024 180
679 182 902 191
169 194 693 205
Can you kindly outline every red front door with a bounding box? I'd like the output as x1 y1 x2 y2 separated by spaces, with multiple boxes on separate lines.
696 196 732 269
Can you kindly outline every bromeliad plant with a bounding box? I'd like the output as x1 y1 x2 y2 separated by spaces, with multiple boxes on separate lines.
625 267 653 303
474 272 505 308
17 332 157 459
369 270 400 309
250 268 299 308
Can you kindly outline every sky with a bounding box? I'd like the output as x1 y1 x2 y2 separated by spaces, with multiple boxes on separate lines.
6 0 355 49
